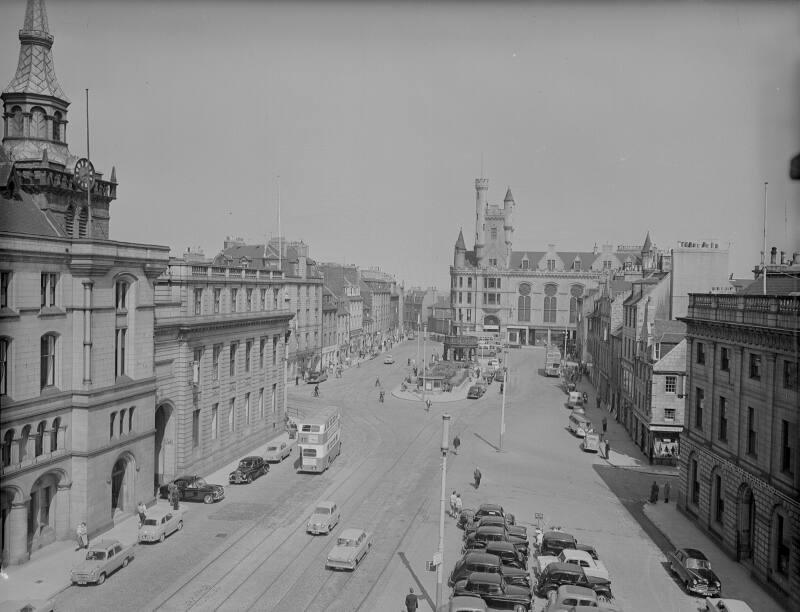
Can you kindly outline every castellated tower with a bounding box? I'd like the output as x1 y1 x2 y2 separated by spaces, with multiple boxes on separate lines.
503 187 515 262
474 178 488 264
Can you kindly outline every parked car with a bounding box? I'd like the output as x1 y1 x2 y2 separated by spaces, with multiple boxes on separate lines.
467 385 484 399
668 548 722 597
473 503 505 520
447 595 488 612
558 548 609 581
70 539 134 585
465 526 529 560
535 562 591 598
383 354 395 364
307 500 341 535
704 598 754 612
325 528 372 570
540 531 578 556
544 584 598 611
567 391 583 408
448 551 531 589
485 540 527 570
452 572 531 612
307 371 328 384
265 440 294 462
229 456 269 484
464 515 527 541
138 507 184 544
575 544 609 578
159 475 225 504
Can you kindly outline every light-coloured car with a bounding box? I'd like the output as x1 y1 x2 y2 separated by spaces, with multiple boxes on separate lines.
138 507 184 544
70 539 134 585
326 528 372 570
383 354 395 364
544 584 597 611
307 501 341 535
704 598 755 612
265 440 294 462
558 548 609 581
447 595 488 612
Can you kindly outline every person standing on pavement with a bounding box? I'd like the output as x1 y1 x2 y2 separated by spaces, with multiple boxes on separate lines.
375 377 380 387
650 481 660 504
405 587 418 611
663 482 671 503
602 416 607 434
455 493 463 518
452 435 461 454
473 466 482 489
137 501 147 526
450 490 458 517
76 521 88 550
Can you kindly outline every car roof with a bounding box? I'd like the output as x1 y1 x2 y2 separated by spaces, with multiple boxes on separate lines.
92 539 121 548
476 525 506 534
545 562 584 574
449 595 488 611
575 543 597 553
485 540 515 552
544 531 576 540
557 584 597 597
560 549 592 561
477 503 503 512
681 548 708 559
339 528 364 538
466 572 501 584
316 500 336 509
241 456 261 461
463 551 500 564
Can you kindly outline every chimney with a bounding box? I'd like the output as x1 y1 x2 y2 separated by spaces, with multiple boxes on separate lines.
780 251 786 265
770 246 777 264
793 252 800 265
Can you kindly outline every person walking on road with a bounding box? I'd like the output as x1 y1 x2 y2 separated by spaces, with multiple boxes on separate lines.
473 466 482 489
137 501 147 527
425 399 431 412
664 482 671 503
649 481 660 504
76 521 88 550
453 435 461 454
450 490 458 517
596 396 600 409
405 587 418 611
455 493 463 517
602 416 608 434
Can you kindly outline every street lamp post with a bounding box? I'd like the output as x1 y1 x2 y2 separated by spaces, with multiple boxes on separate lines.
435 413 451 609
422 324 428 408
499 356 507 451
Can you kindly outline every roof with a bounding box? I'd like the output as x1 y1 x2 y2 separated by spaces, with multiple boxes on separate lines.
455 229 466 250
338 528 365 539
681 548 708 560
741 272 800 296
642 231 652 252
465 572 501 584
504 187 514 202
652 319 686 344
0 187 60 236
542 562 583 574
655 338 687 372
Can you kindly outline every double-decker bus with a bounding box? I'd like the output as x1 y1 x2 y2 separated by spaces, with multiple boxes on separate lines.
296 406 342 473
544 347 562 377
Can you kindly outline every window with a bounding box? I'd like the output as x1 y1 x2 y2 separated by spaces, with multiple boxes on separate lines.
273 288 280 309
467 277 472 288
259 388 264 419
783 360 799 390
192 409 200 448
569 285 584 324
747 407 757 456
115 328 127 378
272 383 277 416
9 106 22 137
194 289 203 315
547 259 556 271
31 107 46 138
458 277 463 288
467 292 471 304
115 281 128 310
718 397 728 442
261 288 267 311
749 353 761 380
776 513 790 575
489 258 497 266
2 430 13 466
40 334 56 389
51 417 60 452
544 285 558 323
664 408 676 421
35 421 46 457
720 347 729 372
228 399 236 433
212 344 222 380
696 342 705 365
0 338 8 396
521 259 529 270
246 288 253 311
690 457 700 504
245 340 252 372
110 412 116 439
713 473 724 522
213 288 221 313
245 392 251 425
53 111 62 141
518 284 531 322
229 343 238 376
192 348 202 384
211 404 218 439
490 227 497 239
119 408 126 436
40 273 57 308
231 288 238 312
781 420 794 474
694 388 704 429
1 271 10 308
259 338 266 368
273 336 278 365
128 407 134 431
665 376 676 394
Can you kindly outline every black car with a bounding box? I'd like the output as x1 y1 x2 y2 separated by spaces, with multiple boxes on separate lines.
229 456 269 484
464 515 527 542
448 551 531 589
485 540 526 570
667 548 722 597
159 475 225 504
306 371 328 384
467 385 484 399
534 561 590 598
467 525 529 559
453 572 531 612
540 530 578 556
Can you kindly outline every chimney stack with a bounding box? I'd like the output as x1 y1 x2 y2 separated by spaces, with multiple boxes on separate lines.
770 246 777 264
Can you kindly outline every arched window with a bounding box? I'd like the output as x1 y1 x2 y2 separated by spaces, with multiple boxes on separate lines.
543 284 558 323
52 111 62 141
771 505 791 576
40 333 57 389
110 412 116 439
115 280 129 311
128 407 134 432
64 205 75 237
20 424 31 462
2 429 15 466
30 107 46 139
78 207 89 237
518 284 531 322
710 467 724 524
51 417 60 452
0 337 9 397
35 421 46 456
120 408 126 436
9 106 23 137
569 285 584 324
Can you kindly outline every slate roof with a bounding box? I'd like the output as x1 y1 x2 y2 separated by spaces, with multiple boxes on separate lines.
504 188 514 202
654 338 687 373
741 273 800 296
642 231 652 252
0 187 60 237
455 229 466 250
653 320 687 344
509 250 600 270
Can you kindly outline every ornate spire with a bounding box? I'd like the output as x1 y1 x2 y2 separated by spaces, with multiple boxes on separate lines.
4 0 68 101
504 187 514 203
455 228 466 250
642 230 652 252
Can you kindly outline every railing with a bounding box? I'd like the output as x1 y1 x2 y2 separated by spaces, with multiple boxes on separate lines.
686 294 800 330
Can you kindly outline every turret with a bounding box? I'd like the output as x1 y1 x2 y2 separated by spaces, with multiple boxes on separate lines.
454 228 466 268
503 187 515 257
474 178 488 263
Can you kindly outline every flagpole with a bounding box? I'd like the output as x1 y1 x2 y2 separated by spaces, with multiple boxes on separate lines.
85 89 92 234
762 182 768 295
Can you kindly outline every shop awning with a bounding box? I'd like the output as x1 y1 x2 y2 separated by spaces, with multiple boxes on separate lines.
649 424 684 433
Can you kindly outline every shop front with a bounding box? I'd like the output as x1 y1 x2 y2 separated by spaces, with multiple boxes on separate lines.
648 424 682 466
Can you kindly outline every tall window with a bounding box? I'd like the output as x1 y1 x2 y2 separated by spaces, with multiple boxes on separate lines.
228 398 236 433
547 259 556 271
192 348 202 384
696 342 705 365
749 353 762 380
245 340 252 372
259 338 266 368
273 336 278 365
231 288 238 312
212 344 222 380
119 408 126 436
776 513 790 575
40 334 56 389
718 397 728 441
51 417 60 452
214 288 221 313
783 360 798 390
261 288 267 311
543 285 558 323
272 383 277 416
259 388 264 419
569 285 584 324
690 456 700 504
192 409 200 448
109 412 116 439
665 375 676 394
713 473 724 522
747 407 757 455
490 227 497 239
245 392 251 425
194 289 203 315
211 403 218 439
52 111 62 141
1 271 11 308
0 338 8 396
694 387 704 429
128 407 135 431
230 343 237 377
40 273 57 308
517 284 531 322
246 288 253 311
31 107 46 138
115 328 127 378
35 421 46 456
720 347 729 372
781 420 794 474
9 106 22 137
115 281 128 310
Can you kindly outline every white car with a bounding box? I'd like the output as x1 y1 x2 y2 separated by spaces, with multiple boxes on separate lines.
558 548 609 581
326 528 372 570
704 598 755 612
307 501 341 535
383 355 395 364
138 508 184 544
265 440 294 462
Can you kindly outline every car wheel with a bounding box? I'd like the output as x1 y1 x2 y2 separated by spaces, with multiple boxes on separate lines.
97 573 106 585
177 521 183 531
159 532 165 543
597 595 609 604
122 557 130 568
203 493 214 504
246 474 252 484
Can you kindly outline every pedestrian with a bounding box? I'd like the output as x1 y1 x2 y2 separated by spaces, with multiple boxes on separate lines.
453 435 461 454
500 382 504 394
664 481 671 503
137 501 147 526
602 416 607 434
375 377 380 387
169 482 180 510
473 466 482 489
455 493 463 517
295 375 299 386
408 358 411 366
405 587 418 612
450 490 458 517
534 527 544 552
650 480 660 504
425 399 431 411
76 521 88 550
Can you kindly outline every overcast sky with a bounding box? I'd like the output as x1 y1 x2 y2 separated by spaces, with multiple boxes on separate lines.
2 0 798 288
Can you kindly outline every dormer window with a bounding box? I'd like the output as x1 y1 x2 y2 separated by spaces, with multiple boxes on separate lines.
521 259 529 270
547 259 556 271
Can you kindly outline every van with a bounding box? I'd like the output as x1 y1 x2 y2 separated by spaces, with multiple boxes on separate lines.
582 431 600 452
568 413 592 438
567 391 583 408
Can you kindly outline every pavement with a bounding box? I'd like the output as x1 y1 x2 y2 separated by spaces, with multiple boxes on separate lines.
0 346 784 611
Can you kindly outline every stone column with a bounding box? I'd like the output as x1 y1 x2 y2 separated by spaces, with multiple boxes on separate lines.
7 500 29 564
82 281 93 385
55 483 71 540
56 426 66 451
42 430 51 456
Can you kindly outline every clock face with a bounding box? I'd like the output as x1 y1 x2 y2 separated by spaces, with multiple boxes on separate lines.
73 158 95 191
